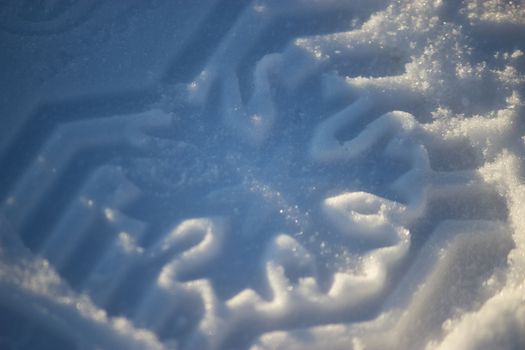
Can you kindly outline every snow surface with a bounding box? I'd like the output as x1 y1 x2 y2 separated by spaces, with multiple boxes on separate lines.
0 0 524 349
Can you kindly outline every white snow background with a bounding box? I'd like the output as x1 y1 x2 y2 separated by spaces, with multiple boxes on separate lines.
0 0 524 349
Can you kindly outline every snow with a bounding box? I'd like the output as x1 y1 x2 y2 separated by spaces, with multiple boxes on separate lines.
0 0 524 349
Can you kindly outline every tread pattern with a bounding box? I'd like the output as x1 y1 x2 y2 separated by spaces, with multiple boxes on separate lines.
1 1 523 349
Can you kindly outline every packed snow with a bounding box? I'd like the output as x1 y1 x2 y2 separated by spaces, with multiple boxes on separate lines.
0 0 524 349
